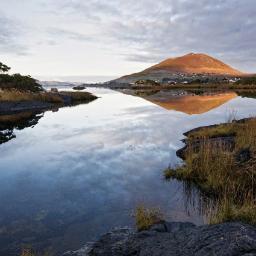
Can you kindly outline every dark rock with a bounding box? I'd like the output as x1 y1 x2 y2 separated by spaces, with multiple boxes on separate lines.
73 85 86 91
176 136 235 160
64 222 256 256
236 148 251 163
51 87 58 92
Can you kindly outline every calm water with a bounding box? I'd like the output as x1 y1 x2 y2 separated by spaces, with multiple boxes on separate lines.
1 88 256 255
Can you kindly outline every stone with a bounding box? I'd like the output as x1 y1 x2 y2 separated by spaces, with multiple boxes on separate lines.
64 222 256 256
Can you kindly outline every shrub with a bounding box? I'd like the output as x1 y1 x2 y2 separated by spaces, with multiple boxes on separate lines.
0 74 43 92
135 205 163 231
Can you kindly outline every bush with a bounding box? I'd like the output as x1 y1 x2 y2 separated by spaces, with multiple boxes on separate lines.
0 74 43 92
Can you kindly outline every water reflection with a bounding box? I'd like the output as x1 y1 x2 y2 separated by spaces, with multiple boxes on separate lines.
134 90 238 114
0 111 44 144
1 88 256 255
149 92 238 114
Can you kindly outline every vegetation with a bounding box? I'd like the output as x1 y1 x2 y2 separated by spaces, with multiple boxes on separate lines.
0 73 43 92
135 205 163 231
0 62 11 73
0 89 63 103
133 79 160 89
165 118 256 225
235 76 256 86
0 61 43 92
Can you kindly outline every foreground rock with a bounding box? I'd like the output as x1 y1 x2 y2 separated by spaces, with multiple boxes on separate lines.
64 221 256 256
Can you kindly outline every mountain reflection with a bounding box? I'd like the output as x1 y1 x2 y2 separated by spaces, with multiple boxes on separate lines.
142 91 238 114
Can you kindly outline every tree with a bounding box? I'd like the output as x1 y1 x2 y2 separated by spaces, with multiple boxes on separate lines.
0 62 11 73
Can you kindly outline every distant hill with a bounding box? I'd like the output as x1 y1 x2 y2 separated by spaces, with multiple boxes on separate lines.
115 53 246 84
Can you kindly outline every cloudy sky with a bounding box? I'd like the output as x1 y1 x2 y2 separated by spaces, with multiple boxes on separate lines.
0 0 255 78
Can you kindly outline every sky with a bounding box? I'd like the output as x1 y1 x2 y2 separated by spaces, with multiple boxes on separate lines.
0 0 256 78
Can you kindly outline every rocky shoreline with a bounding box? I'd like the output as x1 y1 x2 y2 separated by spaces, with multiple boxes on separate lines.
65 118 256 256
176 117 254 160
64 221 256 256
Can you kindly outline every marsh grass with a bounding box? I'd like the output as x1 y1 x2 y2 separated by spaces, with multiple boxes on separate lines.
0 89 63 103
135 205 163 231
0 89 97 104
165 118 256 224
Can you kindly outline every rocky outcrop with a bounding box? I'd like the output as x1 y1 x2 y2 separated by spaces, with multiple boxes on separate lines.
64 221 256 256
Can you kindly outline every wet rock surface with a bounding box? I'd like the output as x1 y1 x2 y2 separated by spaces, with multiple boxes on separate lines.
64 221 256 256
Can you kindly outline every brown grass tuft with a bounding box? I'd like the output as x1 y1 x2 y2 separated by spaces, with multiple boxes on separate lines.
135 205 163 231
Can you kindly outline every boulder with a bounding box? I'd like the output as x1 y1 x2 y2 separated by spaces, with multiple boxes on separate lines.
64 221 256 256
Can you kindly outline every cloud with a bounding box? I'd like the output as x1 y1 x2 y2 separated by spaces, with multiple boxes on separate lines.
49 0 256 71
1 0 256 73
0 15 28 55
47 28 93 43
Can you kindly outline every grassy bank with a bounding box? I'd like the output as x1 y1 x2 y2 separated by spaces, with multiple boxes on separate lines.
0 62 98 107
165 118 256 224
0 89 98 105
0 89 63 103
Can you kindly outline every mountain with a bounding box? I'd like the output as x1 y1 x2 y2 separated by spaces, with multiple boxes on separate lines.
115 53 245 84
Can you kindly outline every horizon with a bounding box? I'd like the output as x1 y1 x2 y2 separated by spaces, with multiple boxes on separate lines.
1 1 256 77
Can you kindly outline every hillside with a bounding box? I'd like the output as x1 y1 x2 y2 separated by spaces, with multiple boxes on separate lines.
115 53 245 84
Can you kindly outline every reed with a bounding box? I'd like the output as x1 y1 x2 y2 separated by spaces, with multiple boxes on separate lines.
0 89 63 103
165 118 256 224
135 205 163 231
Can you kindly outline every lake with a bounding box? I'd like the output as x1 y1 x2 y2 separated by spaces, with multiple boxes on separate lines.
1 88 256 255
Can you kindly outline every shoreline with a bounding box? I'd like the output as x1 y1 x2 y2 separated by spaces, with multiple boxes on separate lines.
0 90 98 115
64 221 256 256
64 118 256 256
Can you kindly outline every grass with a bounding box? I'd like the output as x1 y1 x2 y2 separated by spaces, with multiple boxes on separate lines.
0 89 64 103
210 199 256 225
135 205 163 231
0 89 98 104
164 118 256 225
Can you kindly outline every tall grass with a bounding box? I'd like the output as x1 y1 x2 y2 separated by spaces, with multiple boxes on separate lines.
0 89 63 103
0 89 97 104
165 118 256 224
135 205 163 231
